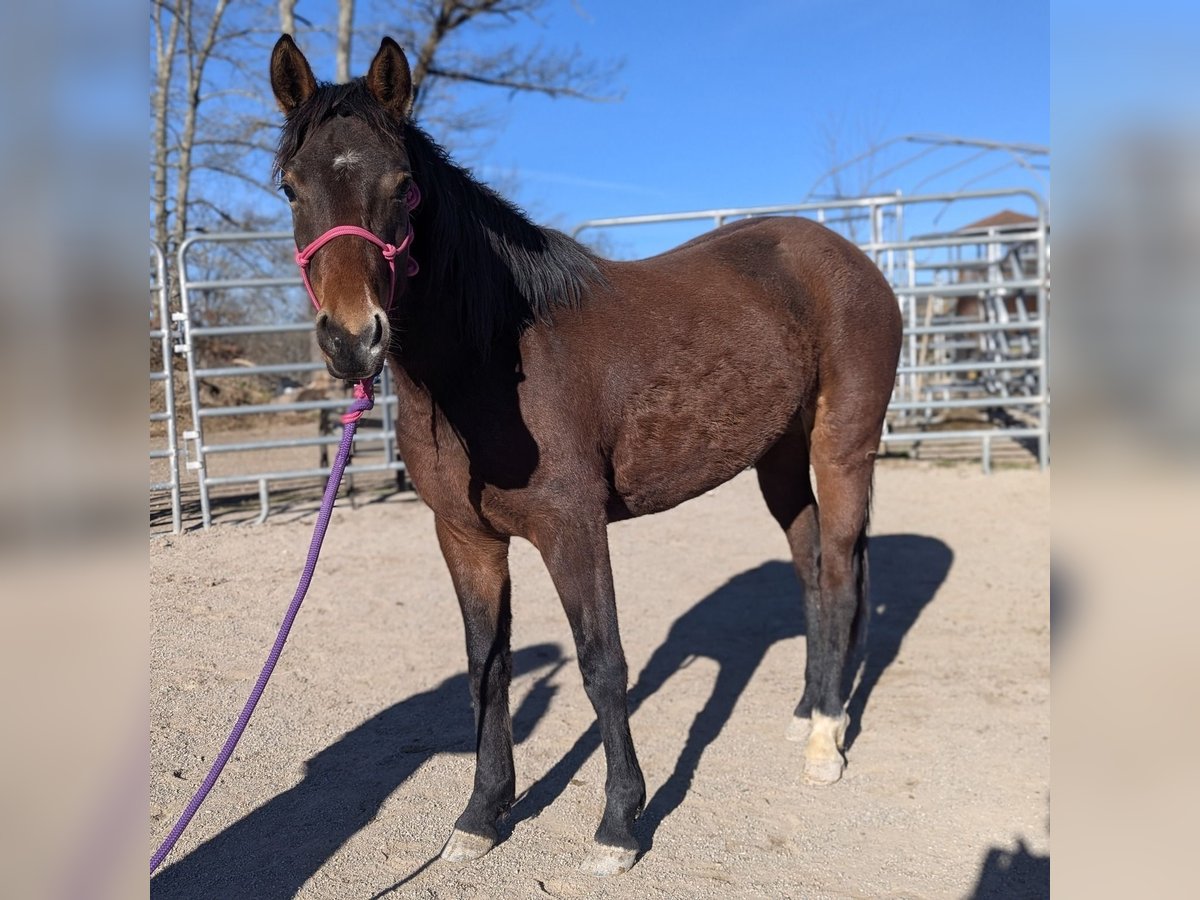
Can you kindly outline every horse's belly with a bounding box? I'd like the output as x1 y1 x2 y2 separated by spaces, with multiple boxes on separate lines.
611 446 758 518
609 364 801 518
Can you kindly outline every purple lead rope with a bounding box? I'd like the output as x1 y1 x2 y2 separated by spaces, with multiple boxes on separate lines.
151 382 375 873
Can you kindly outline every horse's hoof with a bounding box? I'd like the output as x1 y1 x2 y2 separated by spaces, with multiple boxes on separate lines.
802 754 845 785
785 715 811 743
801 711 848 784
580 842 637 876
440 828 495 863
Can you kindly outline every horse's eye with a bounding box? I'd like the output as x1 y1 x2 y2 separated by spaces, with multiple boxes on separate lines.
281 183 297 203
392 178 413 204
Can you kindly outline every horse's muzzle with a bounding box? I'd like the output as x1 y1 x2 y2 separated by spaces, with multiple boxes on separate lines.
315 309 388 380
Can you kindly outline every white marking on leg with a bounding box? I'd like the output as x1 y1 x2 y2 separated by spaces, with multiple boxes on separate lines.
802 710 849 785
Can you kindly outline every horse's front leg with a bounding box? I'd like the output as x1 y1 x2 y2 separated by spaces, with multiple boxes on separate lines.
538 519 645 876
436 516 515 863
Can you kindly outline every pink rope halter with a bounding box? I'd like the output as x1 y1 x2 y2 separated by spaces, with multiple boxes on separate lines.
293 181 421 423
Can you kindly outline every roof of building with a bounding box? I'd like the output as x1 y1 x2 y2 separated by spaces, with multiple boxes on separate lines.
958 210 1039 233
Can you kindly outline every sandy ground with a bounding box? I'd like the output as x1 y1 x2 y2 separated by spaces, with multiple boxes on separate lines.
150 463 1049 899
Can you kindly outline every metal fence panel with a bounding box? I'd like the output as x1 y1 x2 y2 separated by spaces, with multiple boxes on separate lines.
161 188 1048 528
176 232 406 528
150 243 182 533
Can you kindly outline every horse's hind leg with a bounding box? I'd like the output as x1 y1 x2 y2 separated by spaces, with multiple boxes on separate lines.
754 429 824 742
435 517 515 862
800 397 881 785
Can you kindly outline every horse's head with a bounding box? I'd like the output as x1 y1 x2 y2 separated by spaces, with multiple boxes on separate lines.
271 35 417 381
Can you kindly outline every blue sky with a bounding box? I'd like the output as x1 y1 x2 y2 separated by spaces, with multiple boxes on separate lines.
453 0 1050 238
226 1 1049 253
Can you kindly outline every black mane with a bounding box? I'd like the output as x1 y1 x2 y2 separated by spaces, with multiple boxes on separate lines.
274 79 605 353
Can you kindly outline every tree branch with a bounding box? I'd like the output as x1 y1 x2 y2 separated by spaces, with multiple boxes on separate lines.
426 64 619 102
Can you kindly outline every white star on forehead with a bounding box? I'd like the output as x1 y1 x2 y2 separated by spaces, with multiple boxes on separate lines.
332 150 362 171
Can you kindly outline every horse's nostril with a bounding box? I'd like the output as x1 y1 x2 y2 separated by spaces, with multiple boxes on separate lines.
315 311 330 333
370 313 384 349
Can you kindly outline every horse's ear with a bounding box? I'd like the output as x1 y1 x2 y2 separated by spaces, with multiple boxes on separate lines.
366 37 414 119
271 34 317 114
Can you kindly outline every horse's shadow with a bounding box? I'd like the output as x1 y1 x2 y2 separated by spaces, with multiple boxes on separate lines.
152 534 950 897
507 533 953 851
151 642 565 900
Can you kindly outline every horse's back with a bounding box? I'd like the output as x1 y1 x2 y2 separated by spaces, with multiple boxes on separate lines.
635 216 898 318
599 215 901 400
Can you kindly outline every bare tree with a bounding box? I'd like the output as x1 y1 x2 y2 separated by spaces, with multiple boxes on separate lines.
279 0 295 36
392 0 619 137
152 0 621 382
336 0 355 82
814 109 888 242
151 0 183 250
154 0 618 252
152 0 281 253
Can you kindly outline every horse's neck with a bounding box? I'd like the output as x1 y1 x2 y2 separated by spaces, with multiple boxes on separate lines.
392 324 518 392
385 336 522 490
406 137 594 351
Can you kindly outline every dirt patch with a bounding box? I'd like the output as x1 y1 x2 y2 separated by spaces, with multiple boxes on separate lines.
151 464 1049 899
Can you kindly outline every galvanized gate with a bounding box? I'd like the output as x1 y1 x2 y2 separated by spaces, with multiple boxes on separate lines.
150 243 182 533
573 187 1049 471
175 232 407 528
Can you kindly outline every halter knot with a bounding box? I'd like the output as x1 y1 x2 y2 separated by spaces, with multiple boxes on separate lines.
340 379 375 425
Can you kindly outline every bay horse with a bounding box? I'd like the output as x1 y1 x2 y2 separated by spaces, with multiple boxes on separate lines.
270 35 902 876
